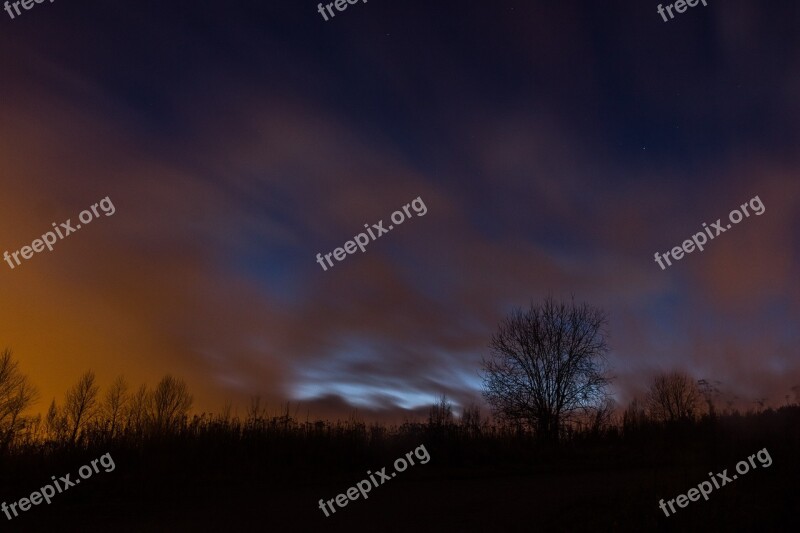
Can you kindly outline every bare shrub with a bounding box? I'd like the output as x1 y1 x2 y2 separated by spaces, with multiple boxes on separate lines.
646 370 700 422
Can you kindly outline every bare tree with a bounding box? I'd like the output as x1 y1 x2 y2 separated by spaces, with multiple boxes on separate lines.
64 371 99 445
148 375 193 434
481 297 612 443
101 375 129 440
646 371 699 422
125 384 149 435
44 399 68 443
697 379 722 417
589 397 616 434
460 402 484 437
428 394 454 428
622 397 648 432
0 349 38 453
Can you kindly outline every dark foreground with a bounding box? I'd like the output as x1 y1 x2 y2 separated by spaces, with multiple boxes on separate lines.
2 411 797 532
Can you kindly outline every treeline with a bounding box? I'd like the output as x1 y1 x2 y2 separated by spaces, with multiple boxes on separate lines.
2 348 797 533
2 348 799 460
1 348 193 452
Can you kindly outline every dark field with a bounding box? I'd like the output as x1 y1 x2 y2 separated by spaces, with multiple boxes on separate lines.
3 408 797 532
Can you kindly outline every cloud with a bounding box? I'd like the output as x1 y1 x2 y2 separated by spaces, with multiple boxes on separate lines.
1 0 799 421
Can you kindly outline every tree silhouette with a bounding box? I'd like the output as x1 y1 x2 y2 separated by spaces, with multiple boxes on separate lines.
481 297 612 443
645 371 699 422
622 397 648 432
697 378 722 417
428 394 454 428
589 397 616 434
460 402 484 437
44 399 68 443
0 349 38 454
101 375 129 440
148 375 192 435
126 384 149 435
65 371 99 445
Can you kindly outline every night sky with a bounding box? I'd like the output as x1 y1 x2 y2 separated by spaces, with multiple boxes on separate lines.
1 0 798 418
